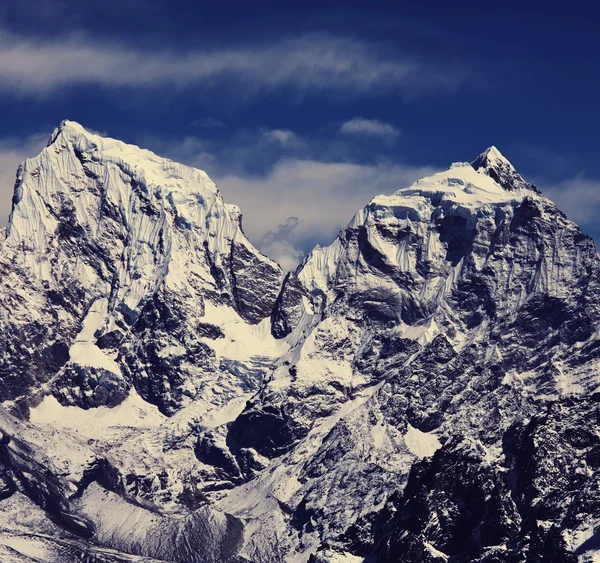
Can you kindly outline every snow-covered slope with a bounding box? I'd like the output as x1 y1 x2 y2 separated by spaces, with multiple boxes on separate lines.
1 126 600 562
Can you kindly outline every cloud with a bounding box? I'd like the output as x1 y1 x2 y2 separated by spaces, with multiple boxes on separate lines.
261 129 299 145
543 177 600 225
191 117 226 128
340 117 400 141
257 217 304 271
0 31 467 99
216 158 438 268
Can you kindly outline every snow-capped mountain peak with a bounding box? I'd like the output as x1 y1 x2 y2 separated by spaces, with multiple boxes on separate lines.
475 144 506 164
0 120 284 415
279 151 540 336
471 144 541 193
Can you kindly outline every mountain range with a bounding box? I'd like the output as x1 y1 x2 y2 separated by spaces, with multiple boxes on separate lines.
0 121 598 562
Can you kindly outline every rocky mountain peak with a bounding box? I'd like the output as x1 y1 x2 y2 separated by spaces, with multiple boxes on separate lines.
471 145 541 194
47 118 88 145
0 120 283 416
475 145 507 165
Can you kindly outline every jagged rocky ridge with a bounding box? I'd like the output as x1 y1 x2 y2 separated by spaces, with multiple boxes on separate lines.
0 123 599 562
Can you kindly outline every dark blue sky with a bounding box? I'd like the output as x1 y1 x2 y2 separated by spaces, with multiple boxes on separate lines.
0 0 598 266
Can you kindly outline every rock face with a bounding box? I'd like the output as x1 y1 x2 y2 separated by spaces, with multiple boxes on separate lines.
0 126 600 562
471 145 542 194
373 395 600 563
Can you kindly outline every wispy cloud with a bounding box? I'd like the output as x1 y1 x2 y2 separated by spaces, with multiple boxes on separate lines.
544 176 600 225
340 117 400 141
0 31 467 99
260 129 299 145
190 117 227 128
257 217 304 271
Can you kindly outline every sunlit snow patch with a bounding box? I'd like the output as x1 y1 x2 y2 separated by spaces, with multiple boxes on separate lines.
30 390 166 436
404 424 441 458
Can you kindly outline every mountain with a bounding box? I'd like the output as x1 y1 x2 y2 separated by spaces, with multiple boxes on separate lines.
1 120 283 416
0 123 599 562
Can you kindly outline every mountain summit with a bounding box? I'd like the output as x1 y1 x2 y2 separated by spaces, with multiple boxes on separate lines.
0 123 598 562
471 145 542 193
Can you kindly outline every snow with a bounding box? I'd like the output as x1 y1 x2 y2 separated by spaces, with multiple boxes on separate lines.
0 407 98 490
69 342 121 375
201 302 288 361
424 541 450 561
4 119 279 330
157 344 187 358
478 146 508 166
325 552 365 563
30 390 166 434
223 386 387 511
387 160 526 208
398 318 439 345
404 424 442 458
0 533 53 561
195 394 253 430
218 380 395 558
76 483 162 549
562 520 600 561
292 159 534 323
